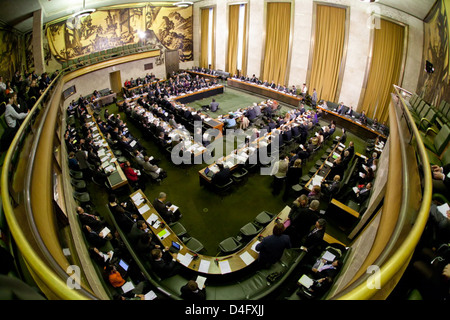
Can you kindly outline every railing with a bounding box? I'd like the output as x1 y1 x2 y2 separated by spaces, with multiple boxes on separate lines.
1 73 92 300
335 85 432 299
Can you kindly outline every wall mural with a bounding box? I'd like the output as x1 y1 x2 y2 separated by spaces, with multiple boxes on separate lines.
45 3 193 63
0 28 23 80
416 0 450 106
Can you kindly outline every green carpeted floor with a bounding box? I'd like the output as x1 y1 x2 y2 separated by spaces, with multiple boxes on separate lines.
92 87 368 255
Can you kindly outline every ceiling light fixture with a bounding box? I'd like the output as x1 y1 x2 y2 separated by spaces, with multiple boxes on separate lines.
72 0 96 19
173 1 194 8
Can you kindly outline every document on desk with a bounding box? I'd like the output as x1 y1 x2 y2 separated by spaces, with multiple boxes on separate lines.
240 251 255 265
138 204 150 215
438 203 450 218
131 193 143 202
169 204 179 212
219 260 232 274
312 175 323 186
251 241 261 252
322 251 336 262
144 290 157 300
122 281 135 293
146 213 159 226
198 259 211 273
157 228 171 240
177 252 193 267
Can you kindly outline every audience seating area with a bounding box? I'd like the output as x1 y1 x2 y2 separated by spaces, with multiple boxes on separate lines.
60 43 160 71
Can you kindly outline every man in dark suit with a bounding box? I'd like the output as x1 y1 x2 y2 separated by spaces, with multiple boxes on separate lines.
180 280 206 300
152 192 179 223
302 218 327 255
211 163 231 186
128 220 148 244
432 163 450 198
287 198 319 246
336 102 345 115
150 248 180 279
209 99 219 112
256 222 292 268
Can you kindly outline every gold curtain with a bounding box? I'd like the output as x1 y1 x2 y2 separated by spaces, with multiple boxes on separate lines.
309 5 346 103
360 19 405 123
227 4 240 75
262 2 291 85
227 4 247 76
200 8 210 69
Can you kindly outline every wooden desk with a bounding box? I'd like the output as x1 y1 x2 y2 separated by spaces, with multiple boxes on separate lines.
317 106 387 140
227 78 303 107
93 92 117 107
186 70 220 82
304 140 344 192
85 108 128 190
130 189 291 275
172 85 224 104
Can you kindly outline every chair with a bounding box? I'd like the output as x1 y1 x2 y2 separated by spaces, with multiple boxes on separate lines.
182 237 204 253
213 178 234 195
240 222 263 237
232 167 249 183
255 211 274 225
69 170 83 179
71 178 87 191
73 191 91 205
219 237 243 254
169 222 187 237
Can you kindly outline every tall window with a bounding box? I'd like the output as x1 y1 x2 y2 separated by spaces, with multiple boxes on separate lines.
201 7 215 69
227 3 248 76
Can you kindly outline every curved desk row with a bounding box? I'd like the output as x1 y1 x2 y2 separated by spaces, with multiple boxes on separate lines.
130 188 291 275
227 78 303 107
316 105 387 140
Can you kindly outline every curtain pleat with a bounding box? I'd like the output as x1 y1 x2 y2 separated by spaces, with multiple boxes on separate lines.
361 19 404 123
262 2 291 85
309 5 346 102
227 5 240 75
200 8 210 69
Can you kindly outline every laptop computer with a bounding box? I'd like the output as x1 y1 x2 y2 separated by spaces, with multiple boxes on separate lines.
169 241 181 253
118 259 129 273
204 167 214 178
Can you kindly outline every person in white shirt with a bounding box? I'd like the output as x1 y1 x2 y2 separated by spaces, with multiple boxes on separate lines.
302 83 308 97
4 93 28 129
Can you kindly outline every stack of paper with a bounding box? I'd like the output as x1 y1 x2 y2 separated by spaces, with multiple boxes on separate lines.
218 260 232 274
144 291 157 300
239 252 255 265
138 204 150 215
177 252 194 267
198 260 211 273
196 276 207 288
322 251 336 262
298 274 314 289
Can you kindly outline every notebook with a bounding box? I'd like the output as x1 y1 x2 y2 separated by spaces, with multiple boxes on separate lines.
298 274 314 289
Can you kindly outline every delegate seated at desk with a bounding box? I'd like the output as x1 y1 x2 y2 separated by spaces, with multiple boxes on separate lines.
224 115 237 129
211 163 231 185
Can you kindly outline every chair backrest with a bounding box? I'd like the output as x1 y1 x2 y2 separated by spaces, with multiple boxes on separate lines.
409 94 419 108
415 100 426 114
419 103 430 119
434 124 450 156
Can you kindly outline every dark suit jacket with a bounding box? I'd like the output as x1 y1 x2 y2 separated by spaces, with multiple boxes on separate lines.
212 168 231 186
304 227 325 253
150 252 178 278
180 285 206 300
256 234 291 266
152 199 174 222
